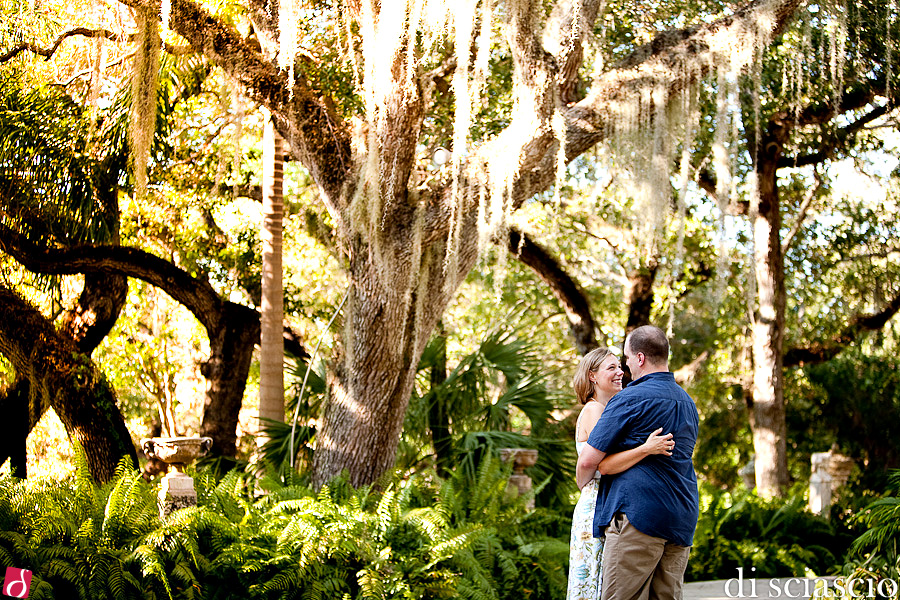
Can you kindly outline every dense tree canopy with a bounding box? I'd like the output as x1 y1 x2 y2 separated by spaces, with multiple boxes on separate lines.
2 0 900 498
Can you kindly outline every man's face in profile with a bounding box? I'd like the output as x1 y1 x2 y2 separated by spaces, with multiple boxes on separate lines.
621 338 634 384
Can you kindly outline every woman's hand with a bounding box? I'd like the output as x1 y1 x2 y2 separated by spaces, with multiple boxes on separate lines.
642 428 674 456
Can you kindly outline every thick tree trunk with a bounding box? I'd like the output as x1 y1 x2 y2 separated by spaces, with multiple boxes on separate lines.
0 285 137 483
750 124 790 498
0 378 30 477
625 260 659 335
311 238 458 488
312 276 423 487
0 271 128 474
258 115 285 447
200 301 260 457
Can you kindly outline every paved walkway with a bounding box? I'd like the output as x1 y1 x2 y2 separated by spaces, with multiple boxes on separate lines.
685 578 838 600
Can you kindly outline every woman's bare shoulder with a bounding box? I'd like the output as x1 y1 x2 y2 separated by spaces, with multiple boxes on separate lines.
578 401 604 431
580 401 604 418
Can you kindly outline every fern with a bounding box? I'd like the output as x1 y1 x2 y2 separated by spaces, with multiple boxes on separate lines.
688 483 843 580
0 458 576 599
846 470 900 581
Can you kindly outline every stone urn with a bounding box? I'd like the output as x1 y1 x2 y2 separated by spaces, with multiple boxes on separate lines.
142 436 212 518
499 448 539 509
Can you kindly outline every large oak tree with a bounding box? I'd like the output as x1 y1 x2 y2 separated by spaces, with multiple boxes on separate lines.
116 0 804 487
4 0 807 487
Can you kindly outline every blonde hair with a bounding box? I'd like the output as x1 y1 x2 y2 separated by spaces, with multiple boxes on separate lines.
573 347 614 405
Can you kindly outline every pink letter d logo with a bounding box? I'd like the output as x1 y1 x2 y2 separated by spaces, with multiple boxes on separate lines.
2 567 31 598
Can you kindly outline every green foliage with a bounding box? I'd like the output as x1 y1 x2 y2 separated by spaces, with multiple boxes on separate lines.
795 353 900 479
0 76 105 244
402 316 576 509
0 451 572 599
843 470 900 583
256 316 576 509
0 452 160 599
687 484 852 581
0 53 209 245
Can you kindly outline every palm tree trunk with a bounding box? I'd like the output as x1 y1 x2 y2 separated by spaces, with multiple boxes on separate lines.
258 113 285 447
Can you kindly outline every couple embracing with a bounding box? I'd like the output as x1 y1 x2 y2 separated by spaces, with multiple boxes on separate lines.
566 325 700 600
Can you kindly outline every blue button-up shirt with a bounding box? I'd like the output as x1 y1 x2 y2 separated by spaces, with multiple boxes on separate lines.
587 371 700 546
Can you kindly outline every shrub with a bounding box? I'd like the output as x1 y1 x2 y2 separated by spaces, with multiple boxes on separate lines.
686 483 852 581
841 469 900 586
0 452 570 599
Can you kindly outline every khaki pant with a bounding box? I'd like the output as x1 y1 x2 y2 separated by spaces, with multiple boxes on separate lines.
600 512 691 600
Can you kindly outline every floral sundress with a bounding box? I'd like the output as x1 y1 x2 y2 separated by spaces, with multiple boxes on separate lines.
566 437 603 600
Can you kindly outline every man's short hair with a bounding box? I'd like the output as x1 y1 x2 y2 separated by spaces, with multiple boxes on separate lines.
627 325 669 365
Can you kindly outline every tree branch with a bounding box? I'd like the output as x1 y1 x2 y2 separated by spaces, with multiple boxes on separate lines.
0 27 120 63
830 249 900 265
0 223 309 358
673 350 709 385
782 103 893 168
553 0 606 104
506 228 598 354
490 0 804 213
781 168 821 253
701 88 892 218
784 288 900 367
0 223 225 332
697 167 746 215
118 0 352 223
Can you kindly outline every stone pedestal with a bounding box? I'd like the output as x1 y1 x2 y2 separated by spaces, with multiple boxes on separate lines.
809 449 854 517
500 448 539 510
808 466 831 515
160 471 199 518
142 436 212 519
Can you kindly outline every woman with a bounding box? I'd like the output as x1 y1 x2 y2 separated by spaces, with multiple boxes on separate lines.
566 347 674 600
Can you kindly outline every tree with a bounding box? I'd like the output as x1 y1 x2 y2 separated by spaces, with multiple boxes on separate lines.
716 2 900 496
258 113 286 447
506 228 598 355
0 284 137 482
0 75 135 480
0 271 128 477
3 0 807 486
91 0 803 487
0 60 314 463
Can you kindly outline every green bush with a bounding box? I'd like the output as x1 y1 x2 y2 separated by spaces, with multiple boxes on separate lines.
841 469 900 585
686 483 852 581
0 452 570 599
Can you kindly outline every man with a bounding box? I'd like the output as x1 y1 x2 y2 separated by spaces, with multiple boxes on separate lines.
576 325 700 600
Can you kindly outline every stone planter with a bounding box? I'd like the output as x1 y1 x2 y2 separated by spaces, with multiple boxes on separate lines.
142 436 212 518
499 448 539 509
